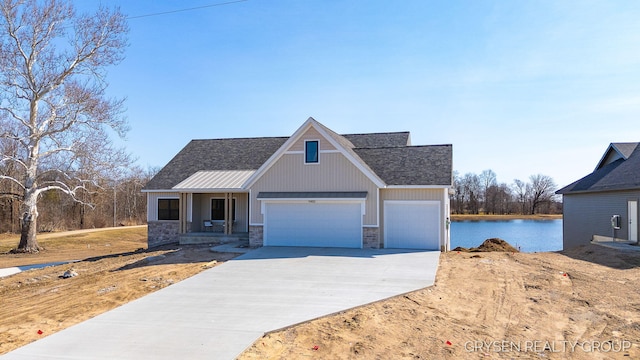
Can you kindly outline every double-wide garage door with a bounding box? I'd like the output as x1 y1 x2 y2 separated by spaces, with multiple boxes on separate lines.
264 202 362 248
384 201 441 250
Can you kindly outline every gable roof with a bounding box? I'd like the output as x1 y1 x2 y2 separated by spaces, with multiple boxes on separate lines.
144 118 453 191
144 137 287 190
556 142 640 194
594 142 639 170
354 145 453 186
243 118 387 188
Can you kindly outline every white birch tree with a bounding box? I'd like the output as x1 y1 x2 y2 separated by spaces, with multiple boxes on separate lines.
0 0 129 252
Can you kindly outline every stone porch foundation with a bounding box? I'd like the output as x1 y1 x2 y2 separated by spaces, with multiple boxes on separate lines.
148 221 179 248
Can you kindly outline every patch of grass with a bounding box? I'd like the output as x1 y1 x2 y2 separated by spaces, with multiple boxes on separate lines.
0 227 148 267
0 234 19 253
41 228 147 249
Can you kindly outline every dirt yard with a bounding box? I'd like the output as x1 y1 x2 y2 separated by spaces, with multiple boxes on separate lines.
0 227 239 355
2 229 639 359
240 244 640 359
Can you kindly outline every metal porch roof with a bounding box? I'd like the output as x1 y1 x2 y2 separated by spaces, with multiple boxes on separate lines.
172 170 256 191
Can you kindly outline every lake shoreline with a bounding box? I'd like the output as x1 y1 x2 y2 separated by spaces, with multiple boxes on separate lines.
451 214 562 221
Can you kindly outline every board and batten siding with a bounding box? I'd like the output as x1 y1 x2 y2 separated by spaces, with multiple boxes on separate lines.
562 190 640 249
380 188 450 249
288 127 337 152
250 152 379 225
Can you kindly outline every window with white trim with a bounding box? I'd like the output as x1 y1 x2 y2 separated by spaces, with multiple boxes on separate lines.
305 140 319 164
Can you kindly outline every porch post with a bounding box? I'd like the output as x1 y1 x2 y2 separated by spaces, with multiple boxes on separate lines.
225 192 233 235
179 192 187 234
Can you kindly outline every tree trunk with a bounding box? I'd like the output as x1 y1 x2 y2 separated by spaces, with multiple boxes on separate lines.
17 191 40 253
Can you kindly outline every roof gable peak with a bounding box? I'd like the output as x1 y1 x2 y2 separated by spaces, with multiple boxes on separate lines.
243 118 386 188
595 142 640 170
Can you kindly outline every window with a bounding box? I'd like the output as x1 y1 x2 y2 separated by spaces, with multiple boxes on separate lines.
211 198 236 221
158 199 179 220
305 140 319 163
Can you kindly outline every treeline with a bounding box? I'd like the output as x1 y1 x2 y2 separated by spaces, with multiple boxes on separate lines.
0 167 154 233
451 170 561 215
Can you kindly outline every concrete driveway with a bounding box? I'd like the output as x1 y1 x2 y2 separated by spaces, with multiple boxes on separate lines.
2 247 440 360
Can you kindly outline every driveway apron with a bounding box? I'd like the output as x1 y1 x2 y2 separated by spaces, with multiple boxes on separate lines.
1 247 440 360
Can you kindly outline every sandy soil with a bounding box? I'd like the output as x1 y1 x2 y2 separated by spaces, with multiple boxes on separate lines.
240 245 640 359
0 228 238 355
2 229 639 359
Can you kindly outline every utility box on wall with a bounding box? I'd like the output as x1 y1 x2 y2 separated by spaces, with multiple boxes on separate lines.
611 215 621 230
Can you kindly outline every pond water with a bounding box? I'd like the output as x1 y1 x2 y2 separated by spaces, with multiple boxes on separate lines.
450 219 563 253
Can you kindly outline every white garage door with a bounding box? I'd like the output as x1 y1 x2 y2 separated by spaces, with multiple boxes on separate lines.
384 201 440 250
264 202 362 248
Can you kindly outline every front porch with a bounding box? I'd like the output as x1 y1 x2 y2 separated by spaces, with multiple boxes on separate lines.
179 191 250 236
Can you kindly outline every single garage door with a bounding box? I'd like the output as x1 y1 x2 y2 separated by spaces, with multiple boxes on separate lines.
384 201 440 250
264 202 362 248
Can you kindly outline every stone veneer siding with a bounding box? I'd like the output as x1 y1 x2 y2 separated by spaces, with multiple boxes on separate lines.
148 221 180 248
249 225 264 247
363 227 380 248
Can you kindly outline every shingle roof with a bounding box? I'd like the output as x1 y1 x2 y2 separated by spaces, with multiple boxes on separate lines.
144 137 288 190
144 126 452 190
354 145 453 186
343 132 410 148
556 142 640 194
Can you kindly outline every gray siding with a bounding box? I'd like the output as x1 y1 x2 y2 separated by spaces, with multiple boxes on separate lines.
562 190 640 249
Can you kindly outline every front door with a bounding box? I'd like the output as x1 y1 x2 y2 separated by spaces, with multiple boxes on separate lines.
628 200 638 242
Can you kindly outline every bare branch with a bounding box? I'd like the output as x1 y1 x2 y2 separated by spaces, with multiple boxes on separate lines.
0 174 26 189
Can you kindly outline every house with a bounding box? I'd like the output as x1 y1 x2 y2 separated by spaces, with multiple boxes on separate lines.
142 118 453 251
556 142 640 249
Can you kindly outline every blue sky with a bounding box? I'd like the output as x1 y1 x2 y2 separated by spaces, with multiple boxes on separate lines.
84 0 640 188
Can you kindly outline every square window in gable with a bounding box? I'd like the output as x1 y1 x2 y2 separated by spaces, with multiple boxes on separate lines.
305 140 319 164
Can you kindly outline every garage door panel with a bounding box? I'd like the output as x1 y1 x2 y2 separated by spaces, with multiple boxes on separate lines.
265 202 362 248
385 201 440 250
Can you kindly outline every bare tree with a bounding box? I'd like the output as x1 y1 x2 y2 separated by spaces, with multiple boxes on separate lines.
479 169 497 212
0 0 129 252
462 172 481 214
512 179 529 215
529 174 557 215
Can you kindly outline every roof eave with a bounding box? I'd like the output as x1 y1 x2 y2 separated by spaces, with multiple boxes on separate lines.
385 185 452 189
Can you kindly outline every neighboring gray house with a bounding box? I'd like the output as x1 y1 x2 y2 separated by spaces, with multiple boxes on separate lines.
143 118 453 251
556 142 640 249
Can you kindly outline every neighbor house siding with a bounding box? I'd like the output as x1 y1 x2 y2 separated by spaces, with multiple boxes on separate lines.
250 152 379 225
562 190 640 249
380 188 450 250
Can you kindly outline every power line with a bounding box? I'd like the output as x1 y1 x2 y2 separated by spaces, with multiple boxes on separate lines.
127 0 248 20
